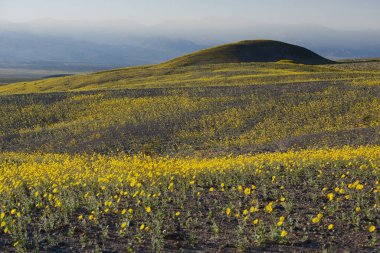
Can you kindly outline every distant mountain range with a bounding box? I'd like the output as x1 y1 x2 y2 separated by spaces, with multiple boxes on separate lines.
0 30 204 71
0 19 379 71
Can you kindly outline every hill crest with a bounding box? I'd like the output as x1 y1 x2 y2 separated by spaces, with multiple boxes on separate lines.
161 40 334 67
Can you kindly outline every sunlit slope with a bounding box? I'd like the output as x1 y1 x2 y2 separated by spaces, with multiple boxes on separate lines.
160 40 334 67
1 81 379 154
1 61 380 94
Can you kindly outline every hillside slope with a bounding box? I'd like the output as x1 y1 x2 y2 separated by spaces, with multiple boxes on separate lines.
1 60 378 95
0 62 379 155
161 40 334 67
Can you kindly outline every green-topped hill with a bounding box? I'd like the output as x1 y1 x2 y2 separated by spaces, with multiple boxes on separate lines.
161 40 334 67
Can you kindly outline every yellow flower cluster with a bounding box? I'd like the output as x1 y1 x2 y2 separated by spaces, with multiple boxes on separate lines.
0 145 379 249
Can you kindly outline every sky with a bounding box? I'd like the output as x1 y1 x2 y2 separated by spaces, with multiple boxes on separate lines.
1 0 380 30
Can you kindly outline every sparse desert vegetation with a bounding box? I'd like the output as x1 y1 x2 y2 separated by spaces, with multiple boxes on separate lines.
0 41 379 252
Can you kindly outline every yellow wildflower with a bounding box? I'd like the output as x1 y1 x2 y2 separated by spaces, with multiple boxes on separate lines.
355 184 364 190
278 216 285 226
264 202 273 213
368 226 376 233
226 208 231 217
280 230 287 237
327 193 334 201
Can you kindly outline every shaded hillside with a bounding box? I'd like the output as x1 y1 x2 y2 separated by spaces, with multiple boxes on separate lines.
161 40 334 67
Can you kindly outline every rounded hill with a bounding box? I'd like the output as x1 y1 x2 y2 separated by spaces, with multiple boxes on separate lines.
161 40 334 67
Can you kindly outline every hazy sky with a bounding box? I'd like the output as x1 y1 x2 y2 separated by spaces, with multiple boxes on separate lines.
1 0 379 30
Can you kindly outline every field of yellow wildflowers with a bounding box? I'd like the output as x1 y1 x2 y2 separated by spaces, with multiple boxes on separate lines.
0 147 379 251
0 60 379 251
